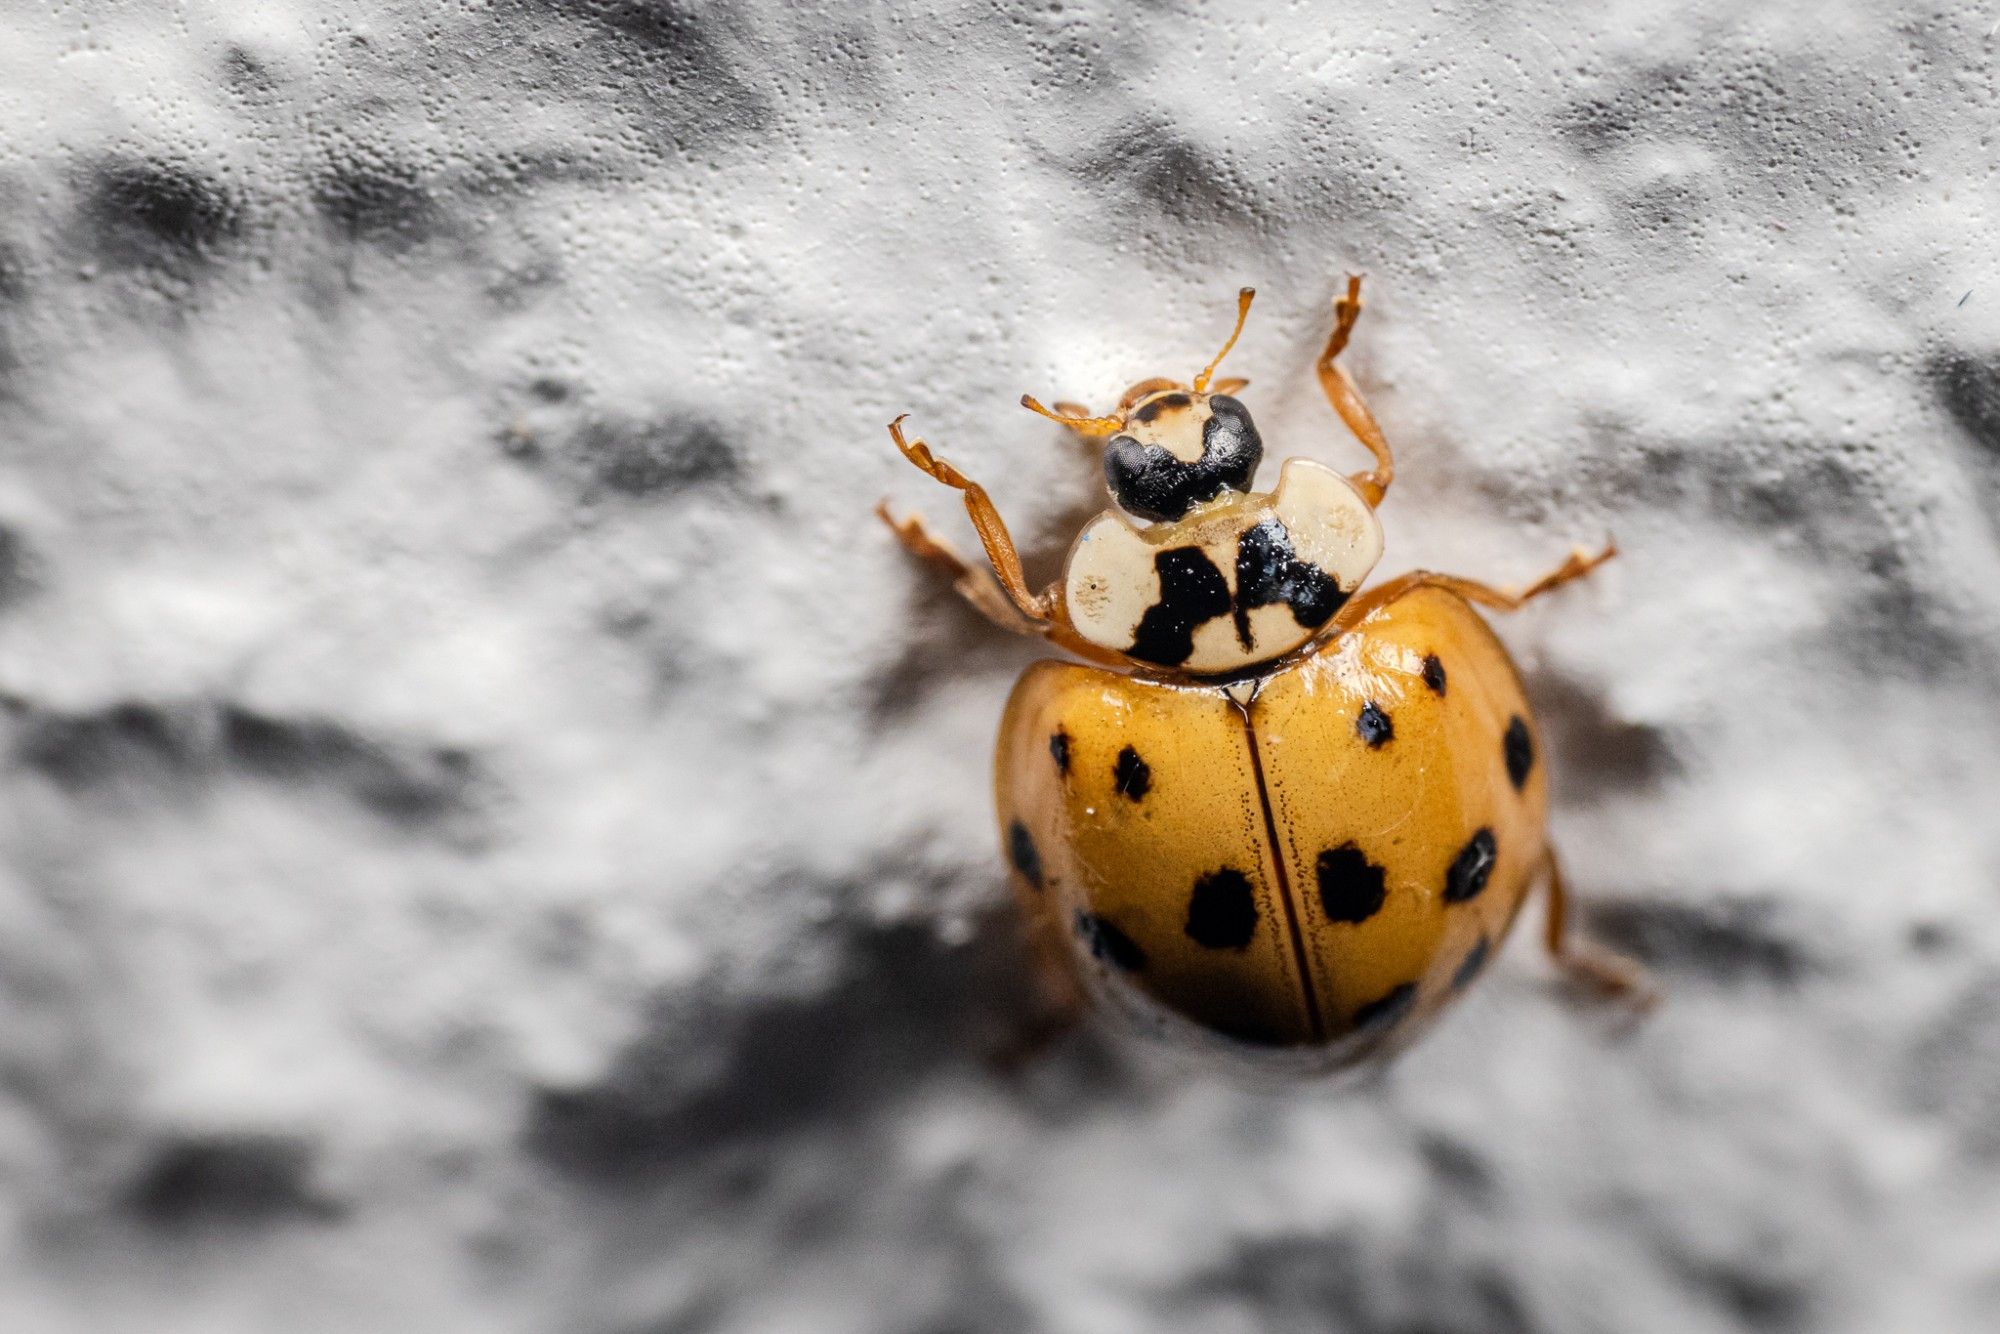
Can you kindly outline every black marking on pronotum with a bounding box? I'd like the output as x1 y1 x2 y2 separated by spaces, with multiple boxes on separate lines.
1353 981 1418 1032
1444 828 1498 904
1075 911 1147 971
1316 843 1388 924
1503 716 1535 791
1113 745 1152 800
1356 701 1394 748
1128 546 1233 665
1184 868 1259 949
1007 821 1043 891
1049 730 1071 775
1451 936 1492 990
1232 518 1348 648
1421 654 1447 695
1130 391 1191 424
1102 394 1263 522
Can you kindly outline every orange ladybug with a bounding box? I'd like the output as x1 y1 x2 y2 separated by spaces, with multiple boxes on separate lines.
879 279 1651 1071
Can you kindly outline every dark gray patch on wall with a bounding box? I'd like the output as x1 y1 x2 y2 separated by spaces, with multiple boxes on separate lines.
221 707 479 823
1585 894 1816 985
11 699 197 788
572 415 741 497
8 696 480 823
312 159 439 246
525 917 1040 1181
126 1133 343 1228
1932 351 2000 457
85 158 243 268
545 0 774 147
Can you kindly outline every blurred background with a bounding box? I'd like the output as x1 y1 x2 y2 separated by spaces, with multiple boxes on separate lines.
3 1 1999 1330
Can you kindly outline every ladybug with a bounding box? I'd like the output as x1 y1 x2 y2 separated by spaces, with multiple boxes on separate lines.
878 279 1651 1071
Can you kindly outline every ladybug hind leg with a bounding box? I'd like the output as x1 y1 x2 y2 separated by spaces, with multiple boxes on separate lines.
1542 848 1659 1012
1328 542 1617 633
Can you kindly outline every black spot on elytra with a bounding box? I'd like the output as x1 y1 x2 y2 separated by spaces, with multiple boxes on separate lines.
1353 981 1417 1032
1503 715 1535 791
1444 829 1498 904
1451 936 1492 990
1184 868 1258 949
1103 394 1263 522
1232 518 1347 648
126 1134 341 1228
1421 653 1447 695
1048 730 1071 774
1006 820 1043 891
312 160 437 245
1355 701 1394 748
87 159 241 266
1128 546 1233 666
1131 391 1190 423
1316 843 1387 924
1076 911 1147 972
1113 745 1151 800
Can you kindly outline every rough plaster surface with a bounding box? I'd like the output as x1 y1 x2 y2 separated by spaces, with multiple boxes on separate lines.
2 2 1999 1331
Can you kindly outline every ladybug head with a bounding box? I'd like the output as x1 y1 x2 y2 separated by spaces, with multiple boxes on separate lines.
1023 288 1265 523
1098 389 1262 522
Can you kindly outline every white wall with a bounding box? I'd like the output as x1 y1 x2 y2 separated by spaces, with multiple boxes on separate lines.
1 2 1997 1330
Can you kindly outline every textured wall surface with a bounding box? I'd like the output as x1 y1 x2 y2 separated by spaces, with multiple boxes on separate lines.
2 2 1999 1331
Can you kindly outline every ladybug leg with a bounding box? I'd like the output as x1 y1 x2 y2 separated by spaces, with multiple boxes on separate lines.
987 911 1088 1071
1541 849 1659 1011
882 418 1132 667
1329 542 1617 632
1317 274 1395 507
875 501 1049 637
886 416 1051 620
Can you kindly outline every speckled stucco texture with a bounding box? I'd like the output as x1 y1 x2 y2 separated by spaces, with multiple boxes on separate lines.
2 2 1999 1331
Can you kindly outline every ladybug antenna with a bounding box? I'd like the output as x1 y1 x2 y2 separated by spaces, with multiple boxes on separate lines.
1192 287 1255 394
1021 395 1124 437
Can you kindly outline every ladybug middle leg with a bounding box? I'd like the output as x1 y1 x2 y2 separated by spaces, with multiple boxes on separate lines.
1317 274 1396 507
1541 849 1659 1011
1328 541 1618 633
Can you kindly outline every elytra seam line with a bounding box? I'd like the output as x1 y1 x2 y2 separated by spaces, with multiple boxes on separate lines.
1238 704 1326 1042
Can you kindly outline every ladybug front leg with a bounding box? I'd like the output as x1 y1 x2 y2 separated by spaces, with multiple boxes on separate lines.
1541 848 1659 1011
885 415 1049 620
1317 274 1395 507
879 418 1129 667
